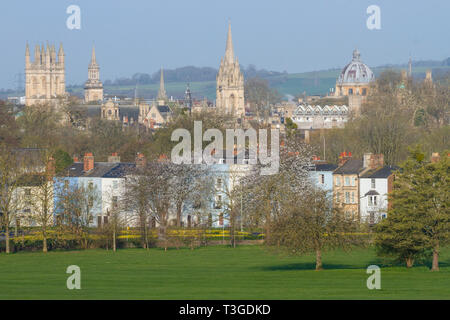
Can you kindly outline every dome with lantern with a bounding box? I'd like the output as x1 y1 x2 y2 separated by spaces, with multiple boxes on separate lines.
337 49 374 84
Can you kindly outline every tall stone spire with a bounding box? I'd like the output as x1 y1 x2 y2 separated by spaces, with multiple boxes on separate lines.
157 67 167 101
90 45 97 65
216 23 245 117
225 22 234 64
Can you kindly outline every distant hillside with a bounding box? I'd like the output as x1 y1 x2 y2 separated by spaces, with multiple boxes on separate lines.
3 58 448 101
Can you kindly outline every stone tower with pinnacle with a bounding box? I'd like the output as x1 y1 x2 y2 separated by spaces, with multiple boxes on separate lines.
216 23 245 117
84 45 104 103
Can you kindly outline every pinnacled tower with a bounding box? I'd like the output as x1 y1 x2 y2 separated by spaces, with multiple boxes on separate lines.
25 42 66 106
84 45 104 103
216 23 245 117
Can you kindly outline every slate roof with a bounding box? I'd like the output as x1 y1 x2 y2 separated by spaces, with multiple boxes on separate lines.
157 105 171 113
333 159 364 174
60 162 136 178
360 166 397 179
12 148 45 170
83 104 140 122
311 163 338 172
16 173 46 187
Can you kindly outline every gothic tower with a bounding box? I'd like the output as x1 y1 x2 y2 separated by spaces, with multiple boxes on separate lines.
84 45 104 103
216 23 245 117
25 42 66 106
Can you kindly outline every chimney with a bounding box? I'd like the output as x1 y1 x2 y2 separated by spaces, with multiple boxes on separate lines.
431 152 440 163
108 152 121 163
73 156 79 163
363 153 384 170
135 152 146 168
339 151 352 166
83 152 94 172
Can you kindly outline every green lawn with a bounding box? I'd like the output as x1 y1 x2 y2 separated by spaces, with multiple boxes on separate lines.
0 245 449 299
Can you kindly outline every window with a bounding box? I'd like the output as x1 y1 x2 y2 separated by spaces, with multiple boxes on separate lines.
351 192 355 203
351 177 356 186
216 178 223 188
219 213 224 226
113 180 118 189
345 192 350 204
371 178 376 189
215 195 222 209
88 181 94 190
112 196 118 208
369 196 377 206
320 174 325 184
336 192 340 203
88 195 94 208
345 177 350 186
336 177 341 186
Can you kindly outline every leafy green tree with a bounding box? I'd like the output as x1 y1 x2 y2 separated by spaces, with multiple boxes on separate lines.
375 147 449 270
52 149 73 174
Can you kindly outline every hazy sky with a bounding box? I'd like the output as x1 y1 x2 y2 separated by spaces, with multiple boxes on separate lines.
0 0 449 89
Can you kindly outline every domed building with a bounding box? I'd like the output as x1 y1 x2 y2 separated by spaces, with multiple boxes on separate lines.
335 49 374 97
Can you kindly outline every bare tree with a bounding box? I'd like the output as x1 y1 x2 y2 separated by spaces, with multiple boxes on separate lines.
268 187 360 270
0 146 23 253
27 151 55 252
55 179 99 249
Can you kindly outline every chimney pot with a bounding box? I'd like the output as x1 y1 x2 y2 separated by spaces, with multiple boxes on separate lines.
83 153 94 172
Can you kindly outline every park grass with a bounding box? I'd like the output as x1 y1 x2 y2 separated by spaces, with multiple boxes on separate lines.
0 245 449 300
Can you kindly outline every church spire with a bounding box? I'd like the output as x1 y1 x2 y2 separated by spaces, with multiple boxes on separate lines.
225 22 234 64
90 45 97 65
157 67 167 101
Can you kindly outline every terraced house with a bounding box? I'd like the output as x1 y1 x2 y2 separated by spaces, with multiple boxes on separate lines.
53 152 135 228
333 152 385 222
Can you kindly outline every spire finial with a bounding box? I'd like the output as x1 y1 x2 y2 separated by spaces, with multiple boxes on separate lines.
352 48 360 61
225 22 234 63
91 44 97 64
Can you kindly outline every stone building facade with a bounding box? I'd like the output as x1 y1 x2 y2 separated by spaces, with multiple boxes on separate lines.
25 43 66 106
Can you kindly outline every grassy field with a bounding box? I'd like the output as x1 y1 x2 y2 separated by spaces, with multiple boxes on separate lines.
0 245 449 300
